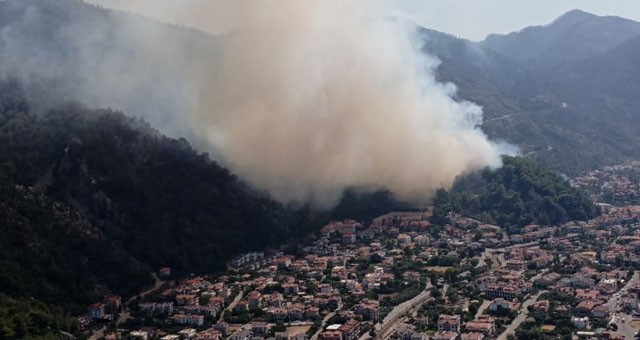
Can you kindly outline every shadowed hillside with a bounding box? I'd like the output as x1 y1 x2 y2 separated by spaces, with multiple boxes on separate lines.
0 80 406 314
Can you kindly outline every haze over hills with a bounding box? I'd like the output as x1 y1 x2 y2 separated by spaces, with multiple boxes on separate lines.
0 79 407 313
1 0 511 207
0 1 635 338
421 9 640 174
0 83 596 338
3 1 639 178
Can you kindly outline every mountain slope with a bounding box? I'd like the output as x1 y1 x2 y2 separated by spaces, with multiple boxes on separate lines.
0 0 217 140
483 9 640 67
0 4 612 335
0 293 78 339
547 35 640 132
0 79 406 314
432 156 599 232
420 10 640 175
0 184 153 313
0 80 294 310
3 0 639 176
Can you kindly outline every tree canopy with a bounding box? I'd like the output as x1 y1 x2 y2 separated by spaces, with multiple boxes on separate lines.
431 156 599 232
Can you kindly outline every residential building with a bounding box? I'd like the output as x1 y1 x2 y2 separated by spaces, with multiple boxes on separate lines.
338 320 360 340
437 315 461 333
174 314 204 327
89 303 105 320
432 331 458 340
251 322 270 336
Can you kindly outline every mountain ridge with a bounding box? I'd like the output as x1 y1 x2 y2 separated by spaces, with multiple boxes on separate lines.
0 3 634 337
418 9 640 175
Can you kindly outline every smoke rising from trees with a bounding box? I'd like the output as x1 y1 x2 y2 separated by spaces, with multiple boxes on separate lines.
185 1 509 206
0 0 512 207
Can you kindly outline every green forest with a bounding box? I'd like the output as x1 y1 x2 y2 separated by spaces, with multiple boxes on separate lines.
0 81 602 337
0 294 78 340
0 79 404 322
431 156 600 232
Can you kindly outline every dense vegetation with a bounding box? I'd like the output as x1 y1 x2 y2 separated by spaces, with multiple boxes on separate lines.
0 294 79 340
3 1 640 177
0 2 620 337
0 79 405 317
431 157 599 232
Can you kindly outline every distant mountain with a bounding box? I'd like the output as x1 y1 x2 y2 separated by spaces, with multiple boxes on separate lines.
483 10 640 67
420 10 640 175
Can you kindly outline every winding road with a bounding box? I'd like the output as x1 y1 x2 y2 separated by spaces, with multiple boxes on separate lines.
89 274 164 340
474 299 492 320
374 284 435 340
117 273 164 326
220 291 244 323
497 290 546 340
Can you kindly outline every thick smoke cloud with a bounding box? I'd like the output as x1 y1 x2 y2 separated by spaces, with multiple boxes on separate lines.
1 0 510 207
185 0 508 206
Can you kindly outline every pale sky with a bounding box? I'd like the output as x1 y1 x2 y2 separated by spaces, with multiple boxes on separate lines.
398 0 640 40
88 0 640 41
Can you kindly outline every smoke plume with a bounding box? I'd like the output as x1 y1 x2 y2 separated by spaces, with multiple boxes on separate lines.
1 0 510 207
184 0 507 206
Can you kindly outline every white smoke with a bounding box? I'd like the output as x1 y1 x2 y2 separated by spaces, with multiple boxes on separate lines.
2 0 511 207
183 0 508 206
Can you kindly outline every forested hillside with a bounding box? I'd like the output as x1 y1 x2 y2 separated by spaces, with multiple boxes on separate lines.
432 157 599 233
0 1 613 337
0 79 291 311
421 10 640 175
0 79 406 316
3 1 640 176
0 293 79 339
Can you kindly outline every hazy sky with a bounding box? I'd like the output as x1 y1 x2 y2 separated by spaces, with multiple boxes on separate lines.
399 0 640 40
88 0 640 40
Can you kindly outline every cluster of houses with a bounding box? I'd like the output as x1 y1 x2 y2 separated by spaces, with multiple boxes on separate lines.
391 314 498 340
571 161 640 203
85 203 640 340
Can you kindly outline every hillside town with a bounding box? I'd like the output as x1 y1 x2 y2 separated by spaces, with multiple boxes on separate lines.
572 161 640 205
82 204 640 340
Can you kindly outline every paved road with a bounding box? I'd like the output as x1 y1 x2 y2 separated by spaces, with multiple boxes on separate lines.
484 106 565 125
116 273 163 326
495 253 505 269
442 284 449 298
485 112 522 123
477 242 541 270
375 286 433 340
477 249 504 271
474 299 492 320
529 269 549 283
476 248 495 268
497 291 546 340
376 291 431 340
220 291 244 322
312 302 343 340
523 146 554 157
606 271 638 339
476 249 490 268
